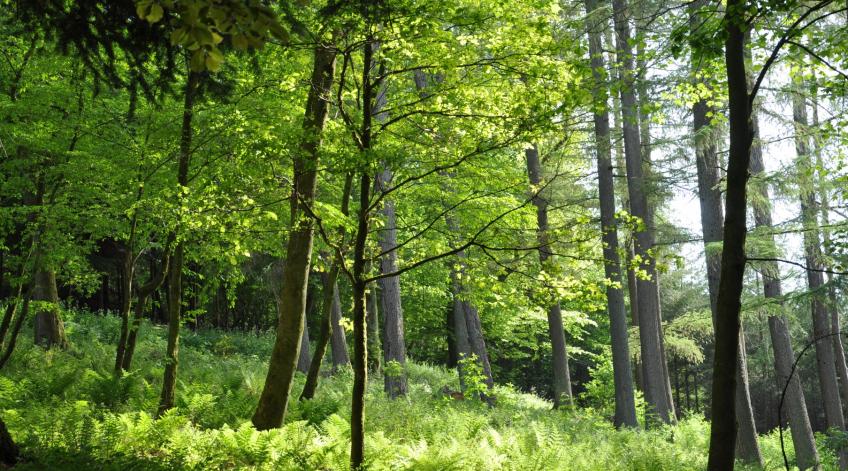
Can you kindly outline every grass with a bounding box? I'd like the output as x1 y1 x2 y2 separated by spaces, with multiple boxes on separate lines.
0 310 837 470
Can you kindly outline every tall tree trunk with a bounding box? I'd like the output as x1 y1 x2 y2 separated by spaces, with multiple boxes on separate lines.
792 73 846 449
707 3 751 466
740 40 821 468
330 282 351 370
690 7 762 463
366 282 381 373
525 144 573 407
612 0 673 424
252 43 336 430
584 0 637 426
157 69 199 416
376 169 408 398
0 295 29 369
453 260 495 399
114 247 134 374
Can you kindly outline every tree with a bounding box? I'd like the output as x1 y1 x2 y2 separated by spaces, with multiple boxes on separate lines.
584 0 637 427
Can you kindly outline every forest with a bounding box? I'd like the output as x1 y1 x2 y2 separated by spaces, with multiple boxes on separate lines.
0 0 847 469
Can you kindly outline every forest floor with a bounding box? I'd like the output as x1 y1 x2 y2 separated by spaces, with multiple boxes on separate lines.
0 310 832 470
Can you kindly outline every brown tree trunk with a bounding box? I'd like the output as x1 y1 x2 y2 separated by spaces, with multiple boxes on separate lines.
300 268 338 401
0 296 30 369
525 144 573 407
297 316 312 374
252 43 336 430
612 0 673 424
707 3 750 466
690 7 762 462
157 69 199 416
449 268 473 390
122 253 169 371
114 248 134 374
583 0 637 426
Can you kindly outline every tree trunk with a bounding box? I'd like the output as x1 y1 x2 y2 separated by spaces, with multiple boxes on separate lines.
793 73 846 446
461 289 495 394
122 253 169 371
252 43 336 430
157 69 199 416
0 296 29 369
0 416 18 467
350 168 371 470
300 268 338 401
32 268 67 349
297 316 312 374
330 281 350 370
525 144 573 408
366 282 381 373
611 0 673 424
114 248 134 374
707 3 750 466
449 268 473 389
376 170 408 398
583 0 637 426
690 7 762 461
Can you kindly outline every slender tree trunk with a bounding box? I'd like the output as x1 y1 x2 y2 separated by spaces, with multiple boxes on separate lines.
707 3 750 466
793 74 846 451
525 144 573 407
252 43 336 430
300 268 338 401
584 0 637 426
0 296 29 369
691 11 761 463
122 254 169 371
156 68 199 416
366 282 381 373
459 281 495 396
114 248 134 374
612 0 673 424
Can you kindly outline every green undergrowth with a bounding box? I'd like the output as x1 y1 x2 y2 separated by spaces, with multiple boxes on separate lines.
0 310 837 470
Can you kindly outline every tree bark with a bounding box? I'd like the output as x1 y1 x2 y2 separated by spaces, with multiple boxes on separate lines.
366 282 381 373
792 73 846 446
0 296 29 369
0 415 18 467
157 69 199 416
583 0 637 426
329 281 351 370
707 3 750 466
32 268 67 349
376 169 408 398
300 268 339 401
252 43 336 430
690 6 762 462
122 253 169 371
297 315 312 374
449 268 473 390
612 0 674 424
525 144 573 407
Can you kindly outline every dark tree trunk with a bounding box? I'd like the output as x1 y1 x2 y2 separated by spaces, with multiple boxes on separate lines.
252 43 336 430
157 69 199 416
525 144 573 408
300 268 338 401
0 416 18 466
461 287 495 395
583 0 637 426
612 0 673 424
376 170 408 398
690 6 762 462
329 282 350 370
707 3 750 466
114 247 134 374
0 296 29 369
